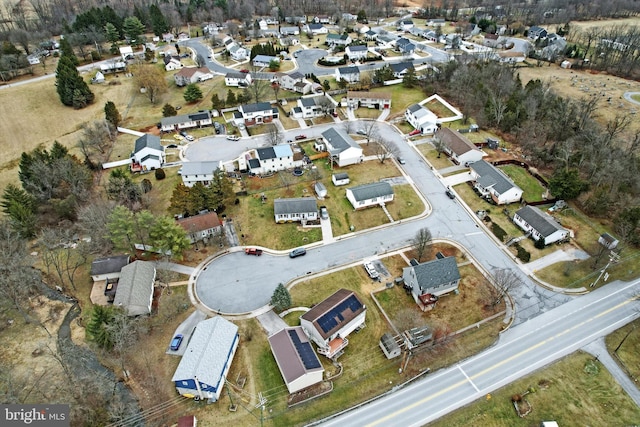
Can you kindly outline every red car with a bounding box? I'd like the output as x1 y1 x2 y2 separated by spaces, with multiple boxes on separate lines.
295 134 306 140
408 129 422 136
240 69 249 73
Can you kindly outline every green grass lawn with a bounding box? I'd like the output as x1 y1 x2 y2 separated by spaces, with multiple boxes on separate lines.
499 165 547 202
367 85 426 119
605 319 640 381
418 145 455 170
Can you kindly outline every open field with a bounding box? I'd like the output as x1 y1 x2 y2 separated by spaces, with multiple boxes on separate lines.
429 351 640 427
605 318 640 381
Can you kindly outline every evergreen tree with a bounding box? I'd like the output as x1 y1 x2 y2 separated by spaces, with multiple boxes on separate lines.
104 101 122 127
270 283 292 311
149 215 190 259
211 93 224 110
58 37 78 66
104 22 120 44
123 16 146 44
183 83 203 103
55 51 94 108
86 305 118 349
402 67 418 88
226 89 237 106
162 103 177 117
149 4 169 36
1 184 37 238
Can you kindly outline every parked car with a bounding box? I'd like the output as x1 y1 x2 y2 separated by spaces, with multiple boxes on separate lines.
289 248 306 258
185 135 194 141
245 248 263 256
294 134 306 140
180 131 188 137
397 157 406 164
240 69 250 73
227 135 240 141
173 134 184 141
320 207 328 220
170 334 183 351
356 129 366 135
446 189 455 199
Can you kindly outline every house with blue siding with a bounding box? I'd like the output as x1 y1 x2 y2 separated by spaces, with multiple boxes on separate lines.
172 317 239 402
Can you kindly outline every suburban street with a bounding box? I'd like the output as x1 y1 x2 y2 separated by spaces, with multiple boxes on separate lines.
317 278 640 426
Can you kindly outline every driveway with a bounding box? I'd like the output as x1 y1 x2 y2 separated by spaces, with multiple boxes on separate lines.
165 309 207 356
256 310 287 336
521 247 590 275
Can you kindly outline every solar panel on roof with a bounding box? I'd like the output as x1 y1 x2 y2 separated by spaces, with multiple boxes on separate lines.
288 329 321 370
316 294 363 333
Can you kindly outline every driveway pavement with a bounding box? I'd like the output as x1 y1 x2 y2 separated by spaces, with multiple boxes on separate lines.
521 247 590 275
256 310 287 336
165 309 207 356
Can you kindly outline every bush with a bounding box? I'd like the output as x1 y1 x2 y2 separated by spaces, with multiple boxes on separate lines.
534 238 546 249
491 223 507 242
515 244 530 262
155 168 165 180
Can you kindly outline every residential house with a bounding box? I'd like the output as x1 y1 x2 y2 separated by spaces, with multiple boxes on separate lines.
335 66 360 83
513 206 569 245
293 80 312 94
258 19 268 31
274 198 318 223
296 96 327 118
346 45 369 60
376 33 398 49
405 104 439 135
177 212 222 244
164 55 183 71
364 30 378 41
483 33 500 47
346 182 394 210
389 61 414 78
468 160 523 205
427 18 446 27
599 233 619 250
224 71 252 87
541 37 567 60
268 327 325 393
131 134 165 172
178 161 220 187
300 288 367 359
276 71 305 90
253 54 279 68
402 255 461 310
314 15 331 24
464 23 481 38
100 61 127 74
346 91 391 109
156 44 177 57
326 33 352 46
250 144 302 175
172 317 239 402
174 67 214 86
119 45 134 61
496 51 526 63
436 127 485 165
177 32 190 41
90 255 130 282
280 26 300 36
395 38 416 55
528 26 548 40
228 44 248 61
162 33 175 42
397 19 415 32
355 24 370 34
422 30 438 41
409 27 426 38
321 127 363 167
236 102 278 126
160 110 213 133
304 23 328 35
332 173 350 186
113 261 156 316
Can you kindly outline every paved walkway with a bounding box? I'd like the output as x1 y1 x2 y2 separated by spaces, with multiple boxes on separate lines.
583 338 640 407
521 247 590 275
156 261 195 275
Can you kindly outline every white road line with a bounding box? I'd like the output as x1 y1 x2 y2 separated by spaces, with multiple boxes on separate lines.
457 365 479 392
464 231 483 236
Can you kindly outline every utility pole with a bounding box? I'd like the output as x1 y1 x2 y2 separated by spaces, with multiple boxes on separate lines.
256 392 268 427
590 251 620 287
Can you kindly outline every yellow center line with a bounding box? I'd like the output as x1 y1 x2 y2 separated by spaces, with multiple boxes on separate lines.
367 298 633 427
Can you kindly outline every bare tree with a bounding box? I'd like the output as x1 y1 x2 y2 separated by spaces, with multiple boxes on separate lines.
195 53 206 67
361 120 379 145
131 64 168 104
411 227 432 262
342 120 354 135
432 135 446 158
247 66 271 102
76 199 116 254
38 227 88 292
265 123 283 146
77 120 116 168
373 137 399 164
490 268 522 307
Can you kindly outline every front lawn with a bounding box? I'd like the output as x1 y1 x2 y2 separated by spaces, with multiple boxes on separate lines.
499 165 547 202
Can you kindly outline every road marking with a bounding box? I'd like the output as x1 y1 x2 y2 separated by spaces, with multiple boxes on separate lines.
366 296 636 427
464 232 483 236
457 365 479 392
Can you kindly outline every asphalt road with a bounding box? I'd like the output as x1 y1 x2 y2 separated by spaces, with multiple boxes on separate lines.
317 278 640 427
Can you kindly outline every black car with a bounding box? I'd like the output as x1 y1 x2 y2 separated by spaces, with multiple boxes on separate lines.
446 189 455 199
289 248 306 258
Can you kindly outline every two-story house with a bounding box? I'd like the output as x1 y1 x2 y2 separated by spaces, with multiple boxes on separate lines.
174 67 214 86
335 66 360 83
131 134 165 172
224 71 252 87
249 144 303 175
236 102 278 127
321 128 363 166
402 254 461 311
345 45 368 60
178 161 221 187
405 104 439 135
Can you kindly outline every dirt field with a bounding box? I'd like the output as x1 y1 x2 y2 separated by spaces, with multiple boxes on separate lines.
515 64 640 135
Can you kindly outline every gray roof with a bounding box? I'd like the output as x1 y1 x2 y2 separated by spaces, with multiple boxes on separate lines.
470 160 520 195
241 102 272 113
348 45 368 52
333 172 349 180
348 182 393 202
404 256 460 293
274 197 318 215
253 54 277 63
515 205 566 238
257 147 276 160
225 71 248 79
338 66 359 75
134 134 163 154
180 161 219 176
308 23 324 30
289 71 304 80
160 110 212 127
407 103 422 113
322 127 360 154
90 255 130 276
268 327 323 388
171 317 239 388
113 261 155 316
300 97 318 107
248 158 261 169
390 61 414 73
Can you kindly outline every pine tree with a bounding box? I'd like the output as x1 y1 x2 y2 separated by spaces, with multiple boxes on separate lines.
104 101 122 127
55 45 94 108
270 283 292 312
162 103 177 117
149 4 169 36
183 83 203 103
226 89 237 106
211 93 224 111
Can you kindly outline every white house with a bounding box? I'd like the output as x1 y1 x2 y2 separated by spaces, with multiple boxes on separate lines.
436 128 485 165
326 33 352 46
321 128 363 167
513 205 569 245
91 71 105 84
253 54 279 68
176 211 222 244
389 61 414 78
345 45 368 60
304 23 328 35
164 55 183 71
274 198 318 223
427 18 446 27
236 102 278 126
119 45 134 61
469 160 523 205
131 134 165 172
280 26 300 36
346 182 394 210
296 96 326 118
113 261 156 316
346 91 391 109
228 44 248 60
397 19 414 31
249 144 302 174
403 255 461 311
179 161 220 187
332 173 350 186
395 37 416 55
160 110 213 133
405 104 439 135
172 317 239 402
100 61 127 74
300 289 366 359
174 67 214 86
90 255 130 282
275 71 305 90
376 33 398 49
225 71 252 87
268 327 324 393
335 66 360 83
